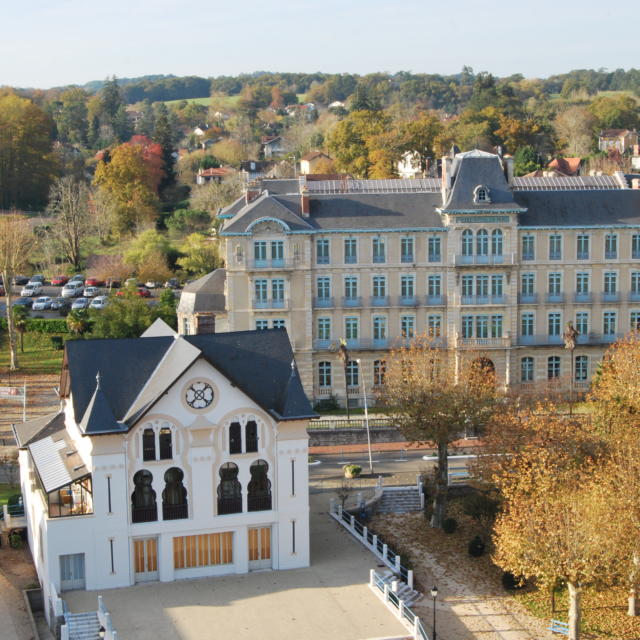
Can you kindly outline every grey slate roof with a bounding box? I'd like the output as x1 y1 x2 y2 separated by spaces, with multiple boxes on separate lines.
177 269 226 314
63 328 316 431
222 194 313 233
442 151 524 212
260 179 299 195
80 377 127 435
12 412 66 449
515 189 640 226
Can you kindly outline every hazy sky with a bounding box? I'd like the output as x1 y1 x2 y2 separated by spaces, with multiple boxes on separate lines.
2 0 637 88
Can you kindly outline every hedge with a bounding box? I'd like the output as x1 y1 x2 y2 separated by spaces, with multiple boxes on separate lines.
0 318 69 334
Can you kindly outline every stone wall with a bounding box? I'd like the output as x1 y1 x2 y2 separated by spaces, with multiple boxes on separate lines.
308 426 402 447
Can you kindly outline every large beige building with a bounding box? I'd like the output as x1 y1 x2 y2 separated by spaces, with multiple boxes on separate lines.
178 149 640 407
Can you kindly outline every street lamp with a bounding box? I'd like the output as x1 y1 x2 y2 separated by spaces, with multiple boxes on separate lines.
356 358 374 476
337 338 350 421
430 585 438 640
563 321 579 415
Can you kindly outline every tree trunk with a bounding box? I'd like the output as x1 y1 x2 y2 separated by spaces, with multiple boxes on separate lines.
629 552 640 616
2 269 18 370
430 440 449 528
568 581 581 640
550 582 556 614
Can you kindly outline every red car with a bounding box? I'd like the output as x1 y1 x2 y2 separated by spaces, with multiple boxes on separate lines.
116 287 151 298
51 275 69 286
0 285 5 297
84 277 105 287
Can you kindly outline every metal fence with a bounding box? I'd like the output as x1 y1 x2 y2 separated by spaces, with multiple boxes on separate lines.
308 417 397 430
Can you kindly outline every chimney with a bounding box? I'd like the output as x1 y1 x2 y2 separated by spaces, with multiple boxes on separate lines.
245 186 260 205
300 186 310 217
632 179 640 190
441 155 450 196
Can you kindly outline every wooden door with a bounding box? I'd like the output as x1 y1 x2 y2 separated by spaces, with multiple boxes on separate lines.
248 527 271 570
134 538 158 582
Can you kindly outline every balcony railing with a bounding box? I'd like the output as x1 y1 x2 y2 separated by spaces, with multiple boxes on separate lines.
253 298 288 309
342 296 362 307
313 296 334 308
605 251 618 260
428 254 442 263
248 495 272 512
601 292 619 303
546 292 564 303
397 295 418 306
248 259 293 270
344 255 357 264
518 293 538 304
574 293 592 303
456 336 510 348
218 497 242 515
132 505 157 523
425 294 446 305
577 252 590 260
370 295 390 307
372 255 386 264
162 503 188 520
313 339 332 350
629 292 640 302
460 294 506 305
400 254 414 263
454 253 515 266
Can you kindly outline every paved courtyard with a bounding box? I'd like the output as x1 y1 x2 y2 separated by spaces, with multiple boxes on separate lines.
64 492 408 640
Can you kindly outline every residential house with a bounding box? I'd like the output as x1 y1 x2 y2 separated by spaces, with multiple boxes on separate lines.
300 151 332 175
547 157 581 176
14 323 314 626
196 167 236 185
598 129 638 153
397 151 423 179
178 150 640 408
261 136 288 159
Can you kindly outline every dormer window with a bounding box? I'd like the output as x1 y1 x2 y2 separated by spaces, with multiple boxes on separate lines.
473 185 491 204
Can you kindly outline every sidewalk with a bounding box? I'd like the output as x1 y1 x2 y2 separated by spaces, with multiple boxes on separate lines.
310 438 483 456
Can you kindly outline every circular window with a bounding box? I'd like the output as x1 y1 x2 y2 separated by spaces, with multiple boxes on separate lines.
185 381 214 409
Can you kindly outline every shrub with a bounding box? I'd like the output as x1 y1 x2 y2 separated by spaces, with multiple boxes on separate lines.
9 531 22 549
0 318 69 334
462 491 499 524
50 336 64 350
343 464 362 478
442 517 457 534
502 571 525 591
468 535 486 557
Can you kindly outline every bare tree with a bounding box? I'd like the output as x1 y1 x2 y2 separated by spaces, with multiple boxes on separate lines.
554 106 596 157
0 214 36 370
46 176 92 269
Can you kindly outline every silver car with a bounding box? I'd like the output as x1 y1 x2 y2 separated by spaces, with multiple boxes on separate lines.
32 296 53 311
90 296 109 310
71 297 89 310
20 283 42 297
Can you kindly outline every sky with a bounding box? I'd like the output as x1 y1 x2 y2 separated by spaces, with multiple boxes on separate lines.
1 0 637 88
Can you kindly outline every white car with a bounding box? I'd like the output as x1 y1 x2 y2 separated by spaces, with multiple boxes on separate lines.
83 286 99 298
90 296 109 310
61 281 84 298
32 296 53 311
71 297 89 310
20 283 42 297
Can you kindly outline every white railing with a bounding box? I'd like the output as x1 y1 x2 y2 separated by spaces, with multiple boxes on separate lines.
329 475 424 589
98 595 120 640
369 569 430 640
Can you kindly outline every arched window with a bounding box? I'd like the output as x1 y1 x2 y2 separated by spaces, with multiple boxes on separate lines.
218 463 242 515
162 467 187 520
142 428 155 462
246 420 258 453
131 470 157 523
461 229 473 256
373 360 386 386
521 357 534 382
318 361 332 388
346 360 359 387
491 229 503 256
248 460 272 512
159 427 172 460
229 422 241 455
476 229 489 256
476 188 487 202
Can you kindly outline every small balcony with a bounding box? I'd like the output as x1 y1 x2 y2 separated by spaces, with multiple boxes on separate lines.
313 296 334 309
372 255 386 264
460 294 506 305
518 293 538 304
162 503 188 521
248 495 272 512
370 295 390 307
600 332 624 343
577 252 590 260
313 339 332 350
400 254 414 264
425 294 446 306
574 293 592 303
601 292 619 303
629 292 640 302
132 505 158 523
454 253 515 266
344 255 357 264
456 336 511 348
247 259 293 270
428 254 442 263
342 296 362 308
397 295 418 307
218 497 242 515
253 298 288 310
605 251 618 260
546 292 564 304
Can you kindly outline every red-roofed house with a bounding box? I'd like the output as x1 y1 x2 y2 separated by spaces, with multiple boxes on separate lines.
196 167 236 185
300 151 332 175
548 157 582 177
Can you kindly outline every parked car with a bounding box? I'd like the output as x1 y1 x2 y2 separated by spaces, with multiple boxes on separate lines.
32 296 53 311
71 297 89 310
69 274 84 283
21 283 42 297
61 281 84 298
144 280 160 289
105 277 121 289
12 275 29 286
164 278 180 289
51 297 70 311
124 278 138 288
28 274 45 285
12 297 33 308
84 277 105 287
83 286 99 298
116 286 151 298
51 275 69 286
90 296 109 310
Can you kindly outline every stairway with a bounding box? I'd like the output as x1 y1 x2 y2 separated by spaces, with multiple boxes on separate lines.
377 487 422 514
64 611 101 640
378 568 424 606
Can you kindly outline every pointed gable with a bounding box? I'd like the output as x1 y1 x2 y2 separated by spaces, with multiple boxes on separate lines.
80 374 126 435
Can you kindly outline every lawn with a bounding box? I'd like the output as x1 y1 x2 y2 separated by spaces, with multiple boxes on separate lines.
0 332 64 374
163 95 241 109
0 484 20 506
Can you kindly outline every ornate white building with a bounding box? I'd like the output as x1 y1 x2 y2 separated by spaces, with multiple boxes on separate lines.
13 322 314 622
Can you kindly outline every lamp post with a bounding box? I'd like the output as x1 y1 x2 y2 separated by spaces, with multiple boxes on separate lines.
563 321 579 415
338 338 350 421
431 585 438 640
356 358 374 476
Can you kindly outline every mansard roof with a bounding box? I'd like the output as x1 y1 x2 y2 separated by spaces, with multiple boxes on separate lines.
177 269 226 314
61 328 315 433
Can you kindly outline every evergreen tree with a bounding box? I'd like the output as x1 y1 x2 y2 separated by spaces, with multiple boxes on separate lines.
113 104 132 142
101 76 123 120
153 103 176 188
136 99 155 138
